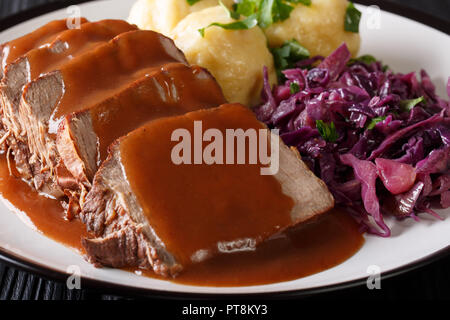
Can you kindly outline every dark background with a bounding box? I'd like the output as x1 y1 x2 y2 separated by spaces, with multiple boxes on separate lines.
0 0 449 301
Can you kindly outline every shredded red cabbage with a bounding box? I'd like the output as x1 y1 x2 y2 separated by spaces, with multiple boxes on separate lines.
254 43 450 236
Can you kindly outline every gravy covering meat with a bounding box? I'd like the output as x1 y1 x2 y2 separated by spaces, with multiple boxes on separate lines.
57 62 226 184
21 20 136 82
1 20 137 175
117 104 295 267
0 19 88 78
0 19 364 286
80 104 334 277
0 155 363 286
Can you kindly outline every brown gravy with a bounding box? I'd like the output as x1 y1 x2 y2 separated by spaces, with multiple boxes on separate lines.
91 63 226 161
140 209 364 286
26 20 136 80
1 19 88 73
119 104 295 267
51 30 186 126
0 156 88 251
0 153 364 286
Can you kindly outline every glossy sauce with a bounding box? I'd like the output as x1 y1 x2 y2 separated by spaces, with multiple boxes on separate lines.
0 152 363 285
90 63 226 161
1 19 88 73
26 20 137 80
50 30 187 131
141 209 364 286
120 104 293 267
0 156 88 251
0 20 365 286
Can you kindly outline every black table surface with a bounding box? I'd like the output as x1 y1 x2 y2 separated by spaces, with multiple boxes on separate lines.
0 0 449 301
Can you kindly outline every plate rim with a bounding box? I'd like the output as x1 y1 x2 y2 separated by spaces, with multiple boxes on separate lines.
0 0 449 298
1 243 449 299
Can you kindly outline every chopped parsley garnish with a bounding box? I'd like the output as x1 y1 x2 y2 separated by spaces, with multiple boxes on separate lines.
290 81 300 94
290 0 311 5
233 0 259 16
260 0 294 28
349 54 377 65
198 0 311 37
344 2 361 33
220 0 241 19
367 116 387 130
316 120 339 143
271 39 310 80
187 0 202 5
399 96 426 112
349 54 391 72
199 14 258 37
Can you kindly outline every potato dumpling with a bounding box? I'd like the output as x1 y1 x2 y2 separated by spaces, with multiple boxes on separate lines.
265 0 361 57
128 0 234 37
170 6 277 107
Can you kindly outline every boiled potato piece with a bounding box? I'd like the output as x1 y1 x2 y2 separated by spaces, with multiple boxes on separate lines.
265 0 361 57
170 6 277 107
128 0 234 36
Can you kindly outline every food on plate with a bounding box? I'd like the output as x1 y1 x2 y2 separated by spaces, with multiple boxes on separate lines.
5 29 190 198
0 19 86 155
128 0 361 106
0 0 445 285
1 19 335 280
0 20 136 176
80 103 333 276
265 0 361 57
128 0 234 37
0 19 88 79
170 6 277 106
255 43 450 237
57 63 225 186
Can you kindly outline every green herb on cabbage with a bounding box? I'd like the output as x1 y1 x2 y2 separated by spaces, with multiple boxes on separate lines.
271 39 310 79
400 96 426 112
316 120 339 142
349 54 377 65
290 82 300 94
367 116 387 130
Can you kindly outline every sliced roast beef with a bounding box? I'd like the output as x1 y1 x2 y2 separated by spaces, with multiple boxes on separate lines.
0 20 137 186
56 62 225 185
0 19 87 154
81 104 334 277
1 20 136 140
16 30 187 197
0 19 88 79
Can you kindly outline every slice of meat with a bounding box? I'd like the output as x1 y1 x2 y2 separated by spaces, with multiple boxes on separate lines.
0 19 88 79
80 103 334 277
56 63 226 185
17 30 187 197
0 19 87 160
1 20 136 139
0 20 137 187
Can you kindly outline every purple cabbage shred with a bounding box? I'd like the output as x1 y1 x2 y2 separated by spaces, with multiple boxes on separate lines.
254 43 450 236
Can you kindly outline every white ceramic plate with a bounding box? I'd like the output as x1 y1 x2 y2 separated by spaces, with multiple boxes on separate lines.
0 0 449 297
